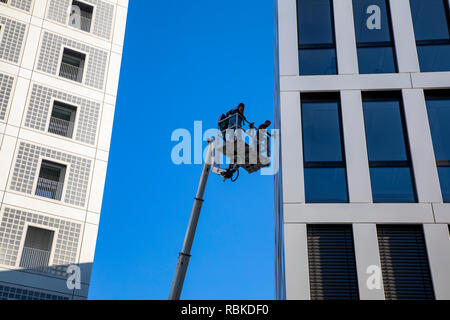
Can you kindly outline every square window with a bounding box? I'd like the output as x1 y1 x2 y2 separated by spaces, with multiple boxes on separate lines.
35 160 66 201
19 226 54 272
59 48 86 83
48 101 77 139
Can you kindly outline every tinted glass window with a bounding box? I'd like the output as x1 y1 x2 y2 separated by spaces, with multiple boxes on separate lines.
426 97 450 160
302 94 348 204
305 168 348 203
438 167 450 202
299 48 337 75
357 46 396 74
410 0 450 41
353 0 397 74
417 44 450 72
297 0 337 75
370 167 416 203
298 0 334 44
363 93 417 203
302 101 343 162
363 99 408 161
353 0 393 43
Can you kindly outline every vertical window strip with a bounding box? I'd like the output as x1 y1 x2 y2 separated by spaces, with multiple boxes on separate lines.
297 0 338 75
302 93 349 203
352 0 398 73
362 91 417 203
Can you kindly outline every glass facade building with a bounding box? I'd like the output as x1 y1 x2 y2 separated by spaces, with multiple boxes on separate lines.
275 0 450 300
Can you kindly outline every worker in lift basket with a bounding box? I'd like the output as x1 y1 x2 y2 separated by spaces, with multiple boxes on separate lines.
227 102 247 130
218 103 247 142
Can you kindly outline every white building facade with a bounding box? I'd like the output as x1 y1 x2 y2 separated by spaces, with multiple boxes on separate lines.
0 0 127 299
275 0 450 300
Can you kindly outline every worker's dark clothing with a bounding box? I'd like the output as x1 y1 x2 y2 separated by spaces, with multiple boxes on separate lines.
218 114 228 141
227 108 244 129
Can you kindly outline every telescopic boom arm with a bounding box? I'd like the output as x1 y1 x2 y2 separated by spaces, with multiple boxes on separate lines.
168 138 214 300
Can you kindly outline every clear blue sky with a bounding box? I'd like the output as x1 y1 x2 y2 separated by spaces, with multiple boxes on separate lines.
88 0 275 299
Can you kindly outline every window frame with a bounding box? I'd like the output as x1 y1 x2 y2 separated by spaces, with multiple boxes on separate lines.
296 0 338 75
411 0 450 71
58 46 88 84
352 0 398 74
302 92 349 203
16 223 58 271
46 98 79 140
32 157 70 203
362 91 418 203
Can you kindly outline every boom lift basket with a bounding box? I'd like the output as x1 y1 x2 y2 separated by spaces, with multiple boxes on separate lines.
213 114 271 178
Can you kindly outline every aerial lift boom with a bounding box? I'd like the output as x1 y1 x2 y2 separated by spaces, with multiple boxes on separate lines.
168 139 214 300
169 114 271 300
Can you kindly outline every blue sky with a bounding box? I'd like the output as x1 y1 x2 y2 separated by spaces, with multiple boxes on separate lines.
88 0 275 299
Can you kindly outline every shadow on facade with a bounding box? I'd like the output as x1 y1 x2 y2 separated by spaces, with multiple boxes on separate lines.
0 262 93 300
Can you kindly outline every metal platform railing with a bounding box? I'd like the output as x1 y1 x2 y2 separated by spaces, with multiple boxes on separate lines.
48 117 75 138
35 177 64 201
59 62 82 82
19 247 51 272
217 114 271 155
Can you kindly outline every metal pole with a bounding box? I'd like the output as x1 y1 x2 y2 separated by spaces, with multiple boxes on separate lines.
168 138 215 300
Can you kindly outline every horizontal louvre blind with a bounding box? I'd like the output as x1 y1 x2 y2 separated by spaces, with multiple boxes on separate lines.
377 225 434 300
307 225 359 300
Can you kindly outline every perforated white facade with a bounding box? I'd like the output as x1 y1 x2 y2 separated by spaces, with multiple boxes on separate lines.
0 0 128 299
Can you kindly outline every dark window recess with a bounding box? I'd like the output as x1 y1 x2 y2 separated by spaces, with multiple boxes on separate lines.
302 93 349 203
48 101 76 138
362 91 417 203
19 226 54 272
59 48 86 83
35 160 66 201
410 0 450 72
307 225 359 300
352 0 397 73
425 90 450 202
297 0 338 75
377 225 435 300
